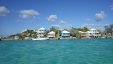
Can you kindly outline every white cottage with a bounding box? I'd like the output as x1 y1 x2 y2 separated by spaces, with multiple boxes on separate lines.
88 28 101 38
48 31 55 38
36 27 46 38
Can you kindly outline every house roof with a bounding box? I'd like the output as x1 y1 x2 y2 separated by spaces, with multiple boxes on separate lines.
90 28 96 31
48 31 55 34
39 27 45 30
62 30 70 33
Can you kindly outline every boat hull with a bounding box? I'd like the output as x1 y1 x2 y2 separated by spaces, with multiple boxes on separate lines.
32 38 49 40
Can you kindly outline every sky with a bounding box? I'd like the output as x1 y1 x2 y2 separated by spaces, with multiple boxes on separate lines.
0 0 113 37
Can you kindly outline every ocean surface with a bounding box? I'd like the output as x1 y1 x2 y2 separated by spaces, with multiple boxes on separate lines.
0 38 113 64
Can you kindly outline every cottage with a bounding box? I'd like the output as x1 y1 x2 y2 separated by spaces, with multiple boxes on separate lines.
88 28 101 38
79 28 101 38
79 31 88 38
36 27 46 38
61 30 70 38
48 31 55 38
32 27 49 40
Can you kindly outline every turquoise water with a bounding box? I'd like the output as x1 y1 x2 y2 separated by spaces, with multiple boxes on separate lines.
0 39 113 64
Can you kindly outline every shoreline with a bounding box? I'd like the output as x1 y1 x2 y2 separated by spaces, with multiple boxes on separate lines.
1 37 113 41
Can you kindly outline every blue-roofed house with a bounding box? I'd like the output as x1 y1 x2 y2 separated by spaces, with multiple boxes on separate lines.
61 30 70 38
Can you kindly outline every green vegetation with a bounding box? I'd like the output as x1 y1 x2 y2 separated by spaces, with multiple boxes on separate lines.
104 24 113 38
69 27 89 38
104 24 113 34
22 30 37 38
5 30 37 40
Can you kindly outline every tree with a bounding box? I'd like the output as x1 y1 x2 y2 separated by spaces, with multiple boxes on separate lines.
22 30 37 38
69 27 78 37
104 24 113 37
104 24 113 34
82 27 89 32
44 30 49 37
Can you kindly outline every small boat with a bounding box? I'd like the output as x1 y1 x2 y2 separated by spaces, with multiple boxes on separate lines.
32 38 49 40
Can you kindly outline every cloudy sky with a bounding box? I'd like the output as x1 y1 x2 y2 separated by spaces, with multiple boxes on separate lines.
0 0 113 37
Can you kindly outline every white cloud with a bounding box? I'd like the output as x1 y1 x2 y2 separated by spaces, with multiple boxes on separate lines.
95 11 105 21
110 5 113 11
111 7 113 11
20 9 40 18
0 6 9 16
60 20 67 24
48 15 57 22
